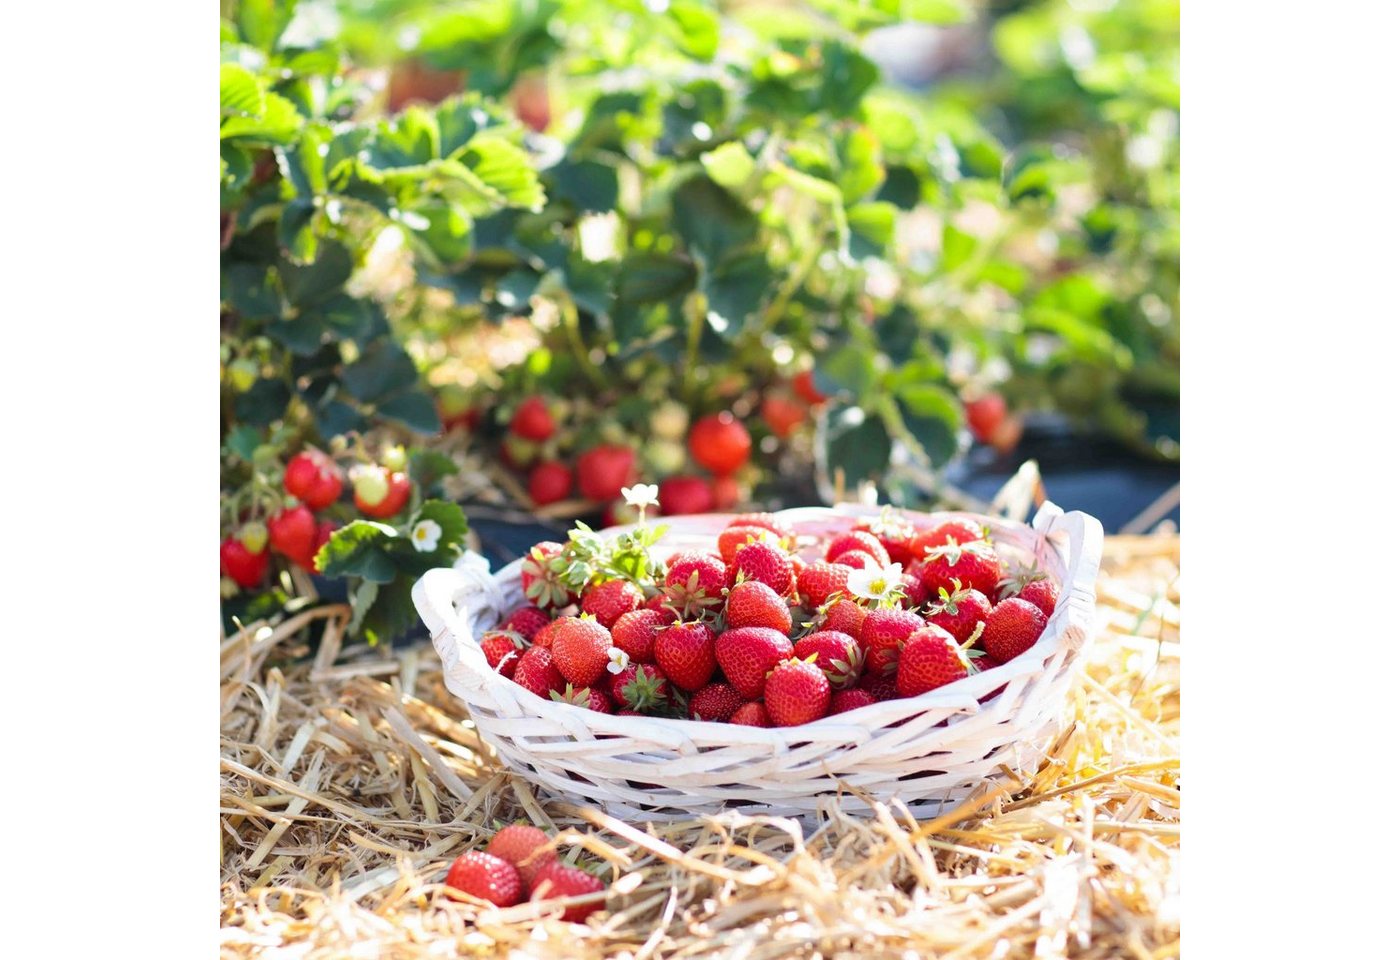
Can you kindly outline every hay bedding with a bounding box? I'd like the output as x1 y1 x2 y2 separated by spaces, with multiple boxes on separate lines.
220 535 1179 960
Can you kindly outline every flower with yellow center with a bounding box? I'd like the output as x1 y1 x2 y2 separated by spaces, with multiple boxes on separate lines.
410 519 442 553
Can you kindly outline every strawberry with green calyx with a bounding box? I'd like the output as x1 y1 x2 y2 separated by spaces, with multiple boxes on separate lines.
856 507 916 565
764 657 832 727
824 531 890 567
814 596 867 638
725 512 795 546
662 552 729 617
609 608 668 663
480 630 528 678
501 606 551 642
730 540 796 597
918 538 1002 599
997 563 1060 616
520 542 578 611
654 620 717 691
529 861 606 922
717 525 781 563
723 579 793 633
510 395 556 442
797 562 852 607
220 537 268 589
581 579 643 628
981 598 1048 664
793 631 864 690
283 448 344 510
550 616 613 687
715 626 793 699
926 580 992 645
859 607 924 655
896 624 970 697
550 683 614 714
608 663 671 712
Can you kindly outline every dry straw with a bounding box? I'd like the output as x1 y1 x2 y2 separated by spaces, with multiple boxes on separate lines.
222 525 1178 958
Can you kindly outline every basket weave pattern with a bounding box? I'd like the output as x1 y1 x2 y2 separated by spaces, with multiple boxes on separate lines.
412 502 1102 820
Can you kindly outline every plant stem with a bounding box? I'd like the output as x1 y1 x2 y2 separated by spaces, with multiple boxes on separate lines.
558 293 608 391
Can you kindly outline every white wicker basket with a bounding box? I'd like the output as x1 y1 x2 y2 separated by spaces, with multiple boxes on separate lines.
412 501 1102 821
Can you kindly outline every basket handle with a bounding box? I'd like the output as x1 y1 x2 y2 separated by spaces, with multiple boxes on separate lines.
411 551 509 687
1030 502 1103 649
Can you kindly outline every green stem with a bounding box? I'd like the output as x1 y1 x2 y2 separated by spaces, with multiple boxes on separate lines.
681 292 705 400
558 294 608 391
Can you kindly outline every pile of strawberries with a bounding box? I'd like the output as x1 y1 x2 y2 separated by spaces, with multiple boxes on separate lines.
476 506 1058 727
443 822 606 921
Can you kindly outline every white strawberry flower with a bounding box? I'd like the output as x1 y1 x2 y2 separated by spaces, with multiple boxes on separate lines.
410 519 442 553
847 563 905 602
621 483 659 510
606 646 631 675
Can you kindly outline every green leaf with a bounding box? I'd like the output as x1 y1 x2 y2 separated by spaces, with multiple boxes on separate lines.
280 122 331 196
896 384 962 467
702 251 773 338
673 175 757 265
278 241 352 305
815 343 877 400
700 142 755 189
667 0 721 61
220 63 265 119
317 520 399 583
265 313 323 355
359 577 417 645
237 0 298 51
348 580 379 635
550 158 619 212
410 500 469 560
377 391 442 435
278 196 319 264
436 95 489 159
770 163 843 205
617 253 697 304
221 92 302 145
462 136 545 211
942 223 977 271
876 165 922 209
824 407 892 485
838 127 884 203
224 425 263 462
234 378 291 427
815 41 878 116
904 0 971 25
847 202 897 256
409 450 459 489
368 107 440 169
342 342 420 402
407 199 475 266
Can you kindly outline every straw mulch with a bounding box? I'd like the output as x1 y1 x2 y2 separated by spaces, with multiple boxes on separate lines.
221 534 1179 960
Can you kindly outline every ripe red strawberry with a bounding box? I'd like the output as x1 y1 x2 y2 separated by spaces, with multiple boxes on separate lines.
509 395 555 441
830 550 876 570
658 475 715 515
797 562 851 607
502 606 551 642
528 460 573 505
981 598 1048 664
896 625 969 697
718 525 781 563
663 552 728 615
860 607 925 654
761 391 807 438
653 621 717 691
514 645 566 699
858 670 900 702
965 392 1006 444
926 582 992 644
910 519 986 557
533 617 569 649
608 663 671 711
688 412 751 475
816 597 867 638
724 580 792 633
919 540 1002 599
283 448 344 511
731 541 796 596
793 369 827 406
865 646 900 678
714 626 793 699
551 684 614 713
1013 578 1060 617
824 531 890 567
793 631 863 690
521 542 577 610
856 510 915 565
550 617 613 687
710 474 741 510
577 444 636 501
641 594 680 620
220 536 268 589
764 658 832 727
581 579 643 628
689 683 746 722
726 512 794 545
485 825 556 887
444 851 522 907
830 688 877 715
480 630 527 678
610 608 668 663
268 504 317 562
529 862 605 922
899 567 929 608
730 701 770 727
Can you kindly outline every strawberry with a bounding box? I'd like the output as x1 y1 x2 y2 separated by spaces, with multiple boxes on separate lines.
608 663 671 711
509 395 555 441
444 851 522 907
816 597 867 638
793 631 863 690
352 466 411 518
856 509 915 565
830 688 877 715
710 474 741 511
533 617 569 649
714 626 793 699
910 519 986 556
797 562 851 607
689 683 746 722
521 542 577 610
858 670 900 702
982 598 1048 664
577 445 637 501
501 606 551 642
529 862 605 922
662 552 728 616
528 460 573 505
485 825 556 887
283 448 344 511
717 525 780 563
729 701 771 727
792 369 827 406
641 594 680 621
824 531 890 567
919 540 1002 599
761 391 807 438
658 475 715 515
551 684 614 713
514 645 566 699
688 412 751 475
896 625 969 697
865 646 900 678
480 630 527 678
723 580 792 633
730 540 795 597
726 512 794 545
1011 577 1059 617
610 608 668 663
653 621 717 691
764 658 831 727
965 393 1006 445
268 505 317 563
926 582 992 644
581 579 643 628
860 607 925 654
830 550 876 570
899 567 929 608
550 616 613 687
220 537 268 589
